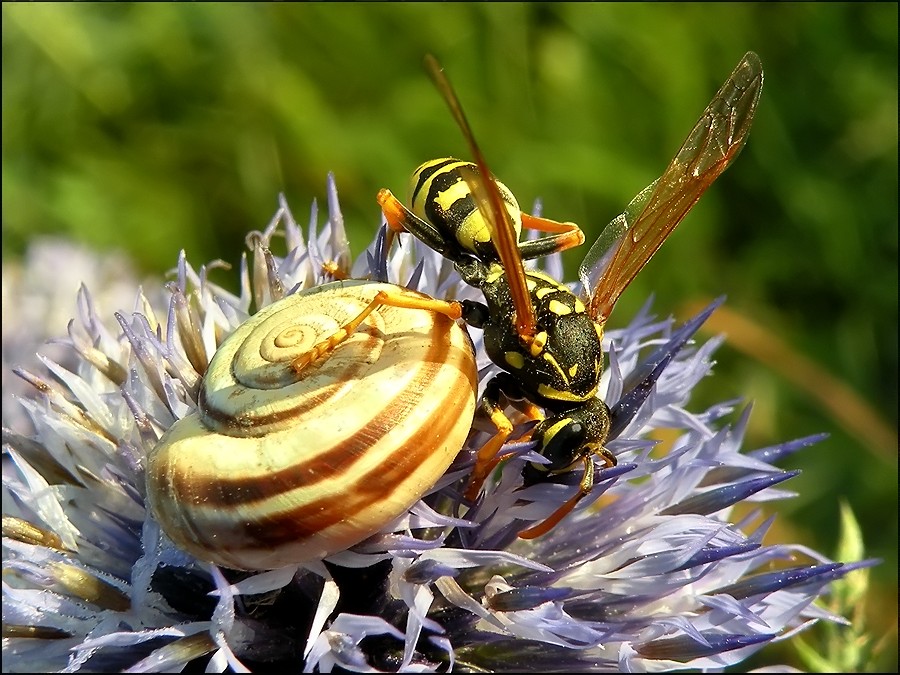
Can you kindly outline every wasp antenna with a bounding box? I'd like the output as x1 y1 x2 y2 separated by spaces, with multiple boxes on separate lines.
424 55 537 337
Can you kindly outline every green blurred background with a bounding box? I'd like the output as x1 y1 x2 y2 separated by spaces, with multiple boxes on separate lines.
3 3 896 671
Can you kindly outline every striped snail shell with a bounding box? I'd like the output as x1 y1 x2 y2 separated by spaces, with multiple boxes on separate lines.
146 280 477 570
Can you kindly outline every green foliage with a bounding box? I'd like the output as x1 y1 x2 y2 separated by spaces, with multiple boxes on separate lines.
792 503 881 673
3 4 896 670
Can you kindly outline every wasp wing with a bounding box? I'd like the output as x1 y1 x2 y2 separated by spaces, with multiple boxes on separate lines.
581 52 763 325
425 54 537 336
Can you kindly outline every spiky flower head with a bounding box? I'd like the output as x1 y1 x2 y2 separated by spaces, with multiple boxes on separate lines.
2 178 866 672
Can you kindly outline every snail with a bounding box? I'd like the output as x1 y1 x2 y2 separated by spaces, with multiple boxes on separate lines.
146 280 477 570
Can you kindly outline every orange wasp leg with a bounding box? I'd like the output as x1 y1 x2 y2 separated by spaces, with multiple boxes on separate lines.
465 404 515 502
377 188 408 256
518 445 616 539
518 213 586 260
513 399 544 423
378 188 468 263
464 398 545 501
291 289 463 373
377 188 409 234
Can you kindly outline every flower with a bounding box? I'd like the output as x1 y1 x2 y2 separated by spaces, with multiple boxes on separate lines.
2 177 869 672
1 239 142 435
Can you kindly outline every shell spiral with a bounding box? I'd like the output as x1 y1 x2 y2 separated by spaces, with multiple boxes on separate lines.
146 281 477 570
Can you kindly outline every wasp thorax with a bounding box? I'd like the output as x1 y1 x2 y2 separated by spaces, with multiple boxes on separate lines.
145 280 477 570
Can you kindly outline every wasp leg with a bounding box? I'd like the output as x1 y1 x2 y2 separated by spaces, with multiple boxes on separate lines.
517 444 616 539
464 373 531 501
291 289 463 373
518 213 586 261
377 188 470 263
465 407 513 501
467 399 544 494
518 455 594 539
511 398 544 426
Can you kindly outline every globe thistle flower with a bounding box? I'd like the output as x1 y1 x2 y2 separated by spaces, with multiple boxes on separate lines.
2 177 870 672
1 239 142 435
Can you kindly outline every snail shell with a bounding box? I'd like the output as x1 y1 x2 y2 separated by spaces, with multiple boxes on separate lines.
146 280 477 570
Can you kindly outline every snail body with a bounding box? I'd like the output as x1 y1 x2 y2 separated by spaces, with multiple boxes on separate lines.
146 280 477 570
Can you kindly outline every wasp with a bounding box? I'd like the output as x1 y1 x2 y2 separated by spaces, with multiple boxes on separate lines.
302 53 763 538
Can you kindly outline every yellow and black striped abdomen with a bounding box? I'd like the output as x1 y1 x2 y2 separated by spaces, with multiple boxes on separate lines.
409 158 523 260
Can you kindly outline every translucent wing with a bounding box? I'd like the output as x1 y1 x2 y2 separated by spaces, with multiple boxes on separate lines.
581 52 763 325
425 54 537 337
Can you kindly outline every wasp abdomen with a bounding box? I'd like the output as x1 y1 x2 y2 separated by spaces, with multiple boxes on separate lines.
409 158 522 260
